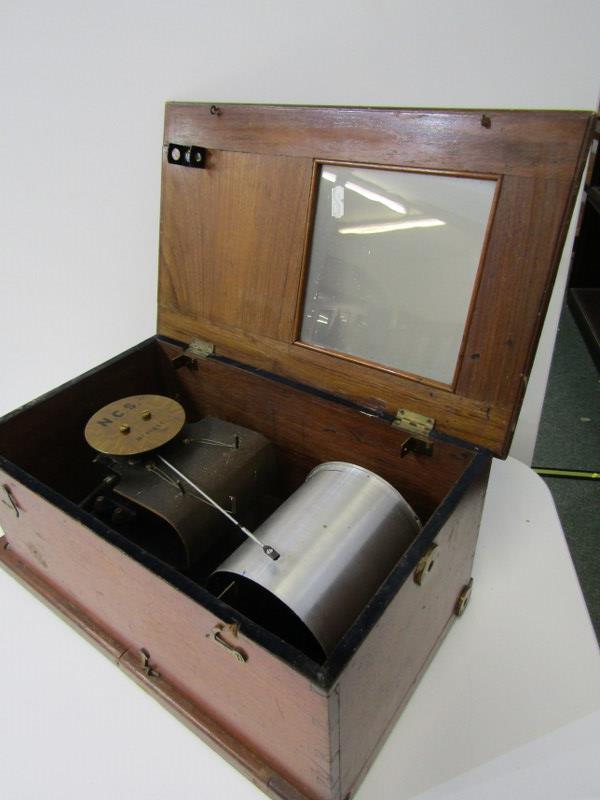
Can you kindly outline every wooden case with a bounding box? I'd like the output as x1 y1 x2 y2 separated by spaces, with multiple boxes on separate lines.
0 104 593 800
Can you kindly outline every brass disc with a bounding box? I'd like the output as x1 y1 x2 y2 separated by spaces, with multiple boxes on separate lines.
84 395 186 456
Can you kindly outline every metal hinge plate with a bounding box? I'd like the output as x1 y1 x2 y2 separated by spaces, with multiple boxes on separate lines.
171 338 214 370
186 338 214 358
392 408 435 439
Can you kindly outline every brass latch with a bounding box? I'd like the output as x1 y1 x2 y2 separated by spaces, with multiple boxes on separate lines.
171 337 214 370
393 409 434 457
207 623 248 663
139 648 161 678
0 485 20 518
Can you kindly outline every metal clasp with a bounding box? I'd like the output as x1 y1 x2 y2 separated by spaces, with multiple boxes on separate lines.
1 485 20 518
413 543 439 586
455 578 474 617
139 648 161 678
207 624 248 663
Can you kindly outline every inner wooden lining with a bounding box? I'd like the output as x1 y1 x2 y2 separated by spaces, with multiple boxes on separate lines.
0 337 476 665
0 339 474 522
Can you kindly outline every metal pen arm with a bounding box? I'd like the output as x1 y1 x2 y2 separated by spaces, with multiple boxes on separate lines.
156 454 280 561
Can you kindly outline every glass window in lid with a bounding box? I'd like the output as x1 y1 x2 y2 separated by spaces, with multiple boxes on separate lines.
299 165 497 385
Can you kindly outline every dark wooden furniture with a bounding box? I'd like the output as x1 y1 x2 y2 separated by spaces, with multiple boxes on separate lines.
569 121 600 371
0 104 593 800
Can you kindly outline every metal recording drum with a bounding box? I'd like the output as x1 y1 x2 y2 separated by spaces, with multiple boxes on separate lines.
209 462 421 660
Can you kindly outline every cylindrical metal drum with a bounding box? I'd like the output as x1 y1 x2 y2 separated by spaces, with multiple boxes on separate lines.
209 462 421 660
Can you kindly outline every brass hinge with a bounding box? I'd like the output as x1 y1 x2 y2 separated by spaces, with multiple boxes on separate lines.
187 338 214 358
171 337 214 370
392 408 435 438
393 409 435 457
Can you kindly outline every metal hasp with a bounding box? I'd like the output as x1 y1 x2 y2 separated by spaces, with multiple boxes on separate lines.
209 462 421 660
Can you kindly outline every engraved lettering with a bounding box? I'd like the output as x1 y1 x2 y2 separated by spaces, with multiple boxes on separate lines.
123 402 137 410
97 417 114 427
112 410 125 418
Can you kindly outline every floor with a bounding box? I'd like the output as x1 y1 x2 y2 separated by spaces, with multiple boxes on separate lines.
533 304 600 643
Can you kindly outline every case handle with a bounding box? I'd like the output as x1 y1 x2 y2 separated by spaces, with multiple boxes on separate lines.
207 624 248 663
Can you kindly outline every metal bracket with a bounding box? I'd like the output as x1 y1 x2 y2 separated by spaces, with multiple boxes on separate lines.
413 543 439 585
392 408 435 438
400 437 433 458
207 623 248 663
139 648 161 678
167 142 207 169
455 578 474 617
0 485 20 518
171 338 214 370
394 409 434 457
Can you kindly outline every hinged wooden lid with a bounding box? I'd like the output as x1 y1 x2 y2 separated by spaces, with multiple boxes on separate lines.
157 103 594 456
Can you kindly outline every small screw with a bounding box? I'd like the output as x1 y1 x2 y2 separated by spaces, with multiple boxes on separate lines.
171 147 181 161
119 424 130 434
141 410 152 420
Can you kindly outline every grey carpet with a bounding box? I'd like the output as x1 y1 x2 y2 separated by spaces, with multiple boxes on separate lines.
533 305 600 642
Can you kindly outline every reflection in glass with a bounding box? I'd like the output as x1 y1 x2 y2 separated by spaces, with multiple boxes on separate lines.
300 165 497 384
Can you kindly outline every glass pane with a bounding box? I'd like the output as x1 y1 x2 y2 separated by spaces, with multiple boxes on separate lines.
300 165 497 385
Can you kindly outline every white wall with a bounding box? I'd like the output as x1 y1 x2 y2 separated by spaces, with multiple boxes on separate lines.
1 0 599 460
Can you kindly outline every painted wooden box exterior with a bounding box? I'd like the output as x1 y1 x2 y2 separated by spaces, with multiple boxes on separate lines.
0 105 593 800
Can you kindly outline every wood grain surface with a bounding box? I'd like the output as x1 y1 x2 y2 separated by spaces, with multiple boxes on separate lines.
159 150 313 343
0 102 551 800
0 472 335 800
156 341 474 521
164 104 590 180
0 336 488 800
158 104 594 456
336 462 490 798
